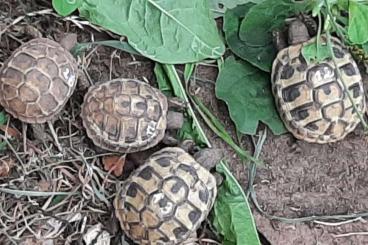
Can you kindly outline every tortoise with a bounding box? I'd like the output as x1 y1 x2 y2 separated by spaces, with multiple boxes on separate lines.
81 78 184 153
0 34 79 150
271 19 366 143
114 146 221 245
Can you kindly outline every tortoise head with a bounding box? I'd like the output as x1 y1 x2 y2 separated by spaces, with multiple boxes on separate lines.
288 19 310 45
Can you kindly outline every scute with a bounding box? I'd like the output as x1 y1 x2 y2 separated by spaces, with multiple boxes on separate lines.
271 35 365 143
0 38 78 124
81 78 168 153
114 147 217 245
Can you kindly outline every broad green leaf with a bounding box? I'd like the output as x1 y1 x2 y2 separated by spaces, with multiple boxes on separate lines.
348 1 368 44
239 0 308 46
301 40 331 63
209 0 264 18
78 0 225 64
154 64 207 146
52 0 82 16
213 161 261 245
223 4 276 72
215 56 286 135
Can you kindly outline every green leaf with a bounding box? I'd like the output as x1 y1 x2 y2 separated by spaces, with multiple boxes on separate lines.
301 40 331 63
209 0 264 18
78 0 225 64
215 56 286 135
337 0 348 11
312 0 324 16
239 0 308 46
223 4 276 72
213 161 261 245
154 63 173 96
348 1 368 44
52 0 82 16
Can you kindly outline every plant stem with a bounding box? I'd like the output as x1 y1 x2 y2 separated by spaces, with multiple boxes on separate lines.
316 12 322 59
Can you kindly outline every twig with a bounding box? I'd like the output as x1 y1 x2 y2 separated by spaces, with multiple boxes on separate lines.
333 232 368 238
314 217 365 226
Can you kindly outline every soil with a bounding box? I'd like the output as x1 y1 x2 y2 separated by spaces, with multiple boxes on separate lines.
1 1 368 245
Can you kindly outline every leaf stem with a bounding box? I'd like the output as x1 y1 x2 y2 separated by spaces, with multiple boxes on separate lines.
316 12 322 60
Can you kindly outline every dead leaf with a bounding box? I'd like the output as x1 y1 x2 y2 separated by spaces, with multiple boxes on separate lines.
0 157 15 177
0 125 21 139
102 155 126 177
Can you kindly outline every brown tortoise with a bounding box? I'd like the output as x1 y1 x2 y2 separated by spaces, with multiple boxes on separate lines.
271 19 366 143
114 147 220 245
81 78 184 153
0 35 78 123
0 35 78 150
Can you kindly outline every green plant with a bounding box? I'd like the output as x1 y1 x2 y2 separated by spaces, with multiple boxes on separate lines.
155 64 261 245
216 56 286 135
52 0 225 64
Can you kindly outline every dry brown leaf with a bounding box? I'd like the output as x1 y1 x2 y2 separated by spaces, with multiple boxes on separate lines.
102 155 126 177
0 157 15 177
0 125 21 139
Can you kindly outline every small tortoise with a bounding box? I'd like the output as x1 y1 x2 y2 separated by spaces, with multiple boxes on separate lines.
114 146 220 245
0 34 78 150
0 35 78 123
81 78 184 153
271 19 366 143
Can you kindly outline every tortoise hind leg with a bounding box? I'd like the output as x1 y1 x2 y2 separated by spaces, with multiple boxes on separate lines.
167 111 184 129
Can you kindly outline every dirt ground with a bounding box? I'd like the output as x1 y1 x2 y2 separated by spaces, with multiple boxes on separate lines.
1 1 368 245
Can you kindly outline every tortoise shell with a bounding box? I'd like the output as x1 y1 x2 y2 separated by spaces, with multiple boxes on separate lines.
114 147 217 245
81 78 168 153
0 38 78 124
271 36 366 143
